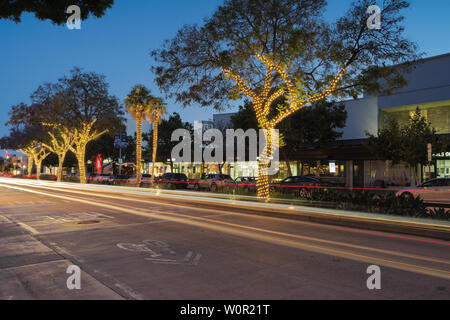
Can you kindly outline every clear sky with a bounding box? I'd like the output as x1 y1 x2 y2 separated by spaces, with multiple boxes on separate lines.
1 0 450 146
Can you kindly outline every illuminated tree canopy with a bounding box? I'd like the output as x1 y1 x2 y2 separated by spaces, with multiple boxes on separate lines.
152 0 420 197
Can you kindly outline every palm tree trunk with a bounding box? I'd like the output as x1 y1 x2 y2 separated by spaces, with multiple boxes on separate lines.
151 123 158 183
136 115 142 186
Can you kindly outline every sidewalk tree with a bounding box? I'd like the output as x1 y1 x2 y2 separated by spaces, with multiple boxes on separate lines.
367 108 439 185
152 0 419 198
3 124 49 176
1 0 113 25
42 128 74 182
20 145 37 177
400 109 440 184
68 120 108 184
21 142 50 180
6 68 125 181
124 85 155 186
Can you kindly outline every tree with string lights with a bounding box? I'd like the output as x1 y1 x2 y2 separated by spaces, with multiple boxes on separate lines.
68 120 108 184
42 128 75 182
124 85 164 186
148 99 167 183
4 68 125 182
21 142 50 180
152 0 419 198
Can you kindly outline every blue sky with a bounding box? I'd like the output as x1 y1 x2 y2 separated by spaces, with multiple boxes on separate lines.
1 0 450 149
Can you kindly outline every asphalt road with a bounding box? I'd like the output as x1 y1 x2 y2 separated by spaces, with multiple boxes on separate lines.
0 178 449 300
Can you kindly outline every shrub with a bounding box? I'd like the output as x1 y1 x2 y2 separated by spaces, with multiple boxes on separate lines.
423 207 450 221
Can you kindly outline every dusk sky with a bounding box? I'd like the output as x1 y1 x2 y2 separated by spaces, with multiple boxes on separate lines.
1 0 450 142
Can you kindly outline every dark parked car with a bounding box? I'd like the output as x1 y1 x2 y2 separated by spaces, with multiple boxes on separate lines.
109 174 130 185
95 174 112 184
190 174 236 192
396 178 450 205
270 176 332 198
157 173 189 189
234 177 257 193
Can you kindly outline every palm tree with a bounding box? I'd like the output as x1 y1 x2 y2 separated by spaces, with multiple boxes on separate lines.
124 85 154 186
148 99 167 183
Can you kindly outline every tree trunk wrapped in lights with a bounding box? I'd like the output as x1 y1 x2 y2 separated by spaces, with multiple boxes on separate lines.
27 155 34 177
20 147 36 177
42 129 74 182
68 120 108 184
223 53 347 198
32 146 50 180
149 100 166 184
135 112 143 186
151 122 158 181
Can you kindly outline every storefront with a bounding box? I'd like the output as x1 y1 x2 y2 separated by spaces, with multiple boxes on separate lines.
433 151 450 178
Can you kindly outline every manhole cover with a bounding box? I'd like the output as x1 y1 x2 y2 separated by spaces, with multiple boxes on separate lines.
77 220 101 225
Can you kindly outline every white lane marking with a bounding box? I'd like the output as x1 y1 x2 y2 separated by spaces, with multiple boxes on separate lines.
117 243 162 258
30 220 169 237
145 251 202 266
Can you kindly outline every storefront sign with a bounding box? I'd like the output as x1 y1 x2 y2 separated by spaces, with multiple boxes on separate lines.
433 152 450 159
329 161 336 174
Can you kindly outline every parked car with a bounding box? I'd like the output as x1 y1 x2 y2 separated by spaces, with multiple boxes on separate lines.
127 174 152 186
157 173 188 189
234 177 257 193
95 174 112 184
189 174 236 192
396 178 450 205
270 176 333 198
109 174 130 185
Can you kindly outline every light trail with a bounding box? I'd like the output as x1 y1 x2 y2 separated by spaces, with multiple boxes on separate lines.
2 178 450 247
3 178 450 235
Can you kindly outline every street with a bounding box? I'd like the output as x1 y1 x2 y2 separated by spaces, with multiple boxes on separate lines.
0 178 449 300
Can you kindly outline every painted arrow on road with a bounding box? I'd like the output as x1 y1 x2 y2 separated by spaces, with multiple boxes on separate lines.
145 251 202 266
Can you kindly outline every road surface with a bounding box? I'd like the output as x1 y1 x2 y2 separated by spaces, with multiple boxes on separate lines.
0 178 449 300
